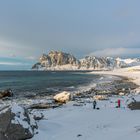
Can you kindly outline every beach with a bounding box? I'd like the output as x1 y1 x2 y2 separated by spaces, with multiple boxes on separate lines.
31 66 140 140
90 65 140 92
0 67 140 140
32 95 140 140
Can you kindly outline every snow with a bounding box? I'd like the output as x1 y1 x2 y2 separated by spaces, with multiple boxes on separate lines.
11 103 36 134
91 65 140 93
116 58 137 64
11 104 30 129
32 95 140 140
43 64 79 71
1 64 140 139
31 65 140 140
33 50 140 71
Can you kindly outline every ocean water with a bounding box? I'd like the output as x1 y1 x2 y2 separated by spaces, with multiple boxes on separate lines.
0 71 101 98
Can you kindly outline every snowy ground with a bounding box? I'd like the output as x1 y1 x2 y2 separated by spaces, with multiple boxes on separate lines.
32 95 140 140
31 65 140 140
91 65 140 92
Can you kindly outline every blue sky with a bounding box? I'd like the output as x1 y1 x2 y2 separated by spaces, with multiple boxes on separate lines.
0 0 140 70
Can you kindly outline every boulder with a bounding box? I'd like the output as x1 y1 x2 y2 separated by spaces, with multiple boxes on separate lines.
93 95 109 100
53 91 71 103
29 102 62 109
0 89 13 99
33 113 44 121
0 104 37 140
128 101 140 110
119 92 125 96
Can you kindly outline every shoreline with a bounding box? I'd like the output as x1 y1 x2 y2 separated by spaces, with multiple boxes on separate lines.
0 70 137 111
0 69 140 140
0 71 138 106
31 72 140 140
90 66 140 93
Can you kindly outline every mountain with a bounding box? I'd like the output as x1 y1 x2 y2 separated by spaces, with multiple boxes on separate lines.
32 51 140 70
32 51 80 70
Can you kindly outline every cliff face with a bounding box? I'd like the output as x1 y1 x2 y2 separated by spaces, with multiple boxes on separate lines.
32 51 140 70
32 51 80 70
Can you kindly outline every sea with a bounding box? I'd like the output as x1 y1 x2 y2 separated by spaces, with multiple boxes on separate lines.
0 71 102 98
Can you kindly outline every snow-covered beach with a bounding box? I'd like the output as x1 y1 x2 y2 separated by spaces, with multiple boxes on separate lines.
31 66 140 140
32 96 140 140
90 65 140 92
0 66 140 140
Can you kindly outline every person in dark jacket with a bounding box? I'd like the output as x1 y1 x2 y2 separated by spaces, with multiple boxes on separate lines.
93 100 97 109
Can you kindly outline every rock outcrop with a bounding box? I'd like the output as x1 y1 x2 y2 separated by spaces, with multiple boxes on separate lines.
32 51 80 70
0 104 37 140
32 51 140 71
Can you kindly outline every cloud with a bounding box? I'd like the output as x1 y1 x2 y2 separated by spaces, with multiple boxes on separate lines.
89 47 140 57
25 56 37 60
0 62 29 66
10 54 16 57
0 56 33 67
0 39 39 58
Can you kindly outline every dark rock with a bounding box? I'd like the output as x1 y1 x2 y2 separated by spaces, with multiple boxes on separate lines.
73 103 83 107
128 101 140 110
33 113 44 121
0 89 13 99
32 62 41 70
29 102 63 109
77 134 82 137
134 126 140 132
0 105 37 140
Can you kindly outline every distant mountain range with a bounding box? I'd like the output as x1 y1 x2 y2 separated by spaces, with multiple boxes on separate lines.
32 51 140 71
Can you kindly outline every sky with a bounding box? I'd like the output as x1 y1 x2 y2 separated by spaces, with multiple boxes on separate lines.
0 0 140 70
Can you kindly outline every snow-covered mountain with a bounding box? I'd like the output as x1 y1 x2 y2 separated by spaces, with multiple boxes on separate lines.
32 51 80 70
32 51 140 70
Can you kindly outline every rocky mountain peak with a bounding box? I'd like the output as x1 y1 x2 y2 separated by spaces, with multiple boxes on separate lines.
32 51 79 70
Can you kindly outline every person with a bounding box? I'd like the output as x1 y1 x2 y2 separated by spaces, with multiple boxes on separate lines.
117 99 121 108
93 100 97 109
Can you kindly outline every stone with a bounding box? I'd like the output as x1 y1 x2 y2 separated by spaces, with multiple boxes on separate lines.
93 95 109 100
128 101 140 110
29 102 62 109
0 105 37 140
119 92 125 96
33 113 44 121
0 89 13 99
53 91 71 103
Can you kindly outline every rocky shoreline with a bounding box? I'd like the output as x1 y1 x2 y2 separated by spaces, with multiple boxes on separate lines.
0 75 138 109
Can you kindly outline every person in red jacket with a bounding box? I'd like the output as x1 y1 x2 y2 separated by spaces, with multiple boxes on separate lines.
118 99 121 108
